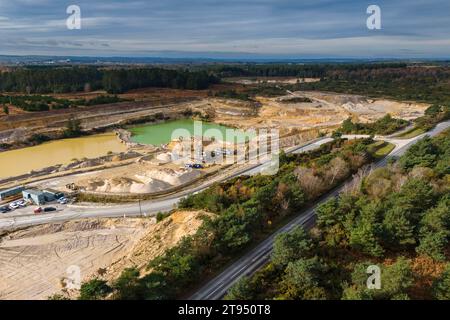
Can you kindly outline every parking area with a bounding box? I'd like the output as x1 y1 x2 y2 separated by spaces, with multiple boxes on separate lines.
0 201 68 218
0 195 70 218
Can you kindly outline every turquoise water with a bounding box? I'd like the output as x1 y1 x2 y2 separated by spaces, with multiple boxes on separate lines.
129 119 252 145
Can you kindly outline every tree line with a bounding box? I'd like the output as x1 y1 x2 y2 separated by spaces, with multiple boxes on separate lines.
0 94 124 112
209 63 407 78
0 67 219 94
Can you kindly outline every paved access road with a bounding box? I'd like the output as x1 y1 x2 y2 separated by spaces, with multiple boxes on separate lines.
189 120 450 300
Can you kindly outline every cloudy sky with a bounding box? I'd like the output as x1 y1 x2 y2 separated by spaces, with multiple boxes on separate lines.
0 0 449 58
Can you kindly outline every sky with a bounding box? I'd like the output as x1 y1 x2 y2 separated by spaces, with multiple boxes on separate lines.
0 0 449 59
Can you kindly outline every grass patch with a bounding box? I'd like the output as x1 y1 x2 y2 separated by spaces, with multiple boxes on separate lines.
368 141 395 158
395 127 425 139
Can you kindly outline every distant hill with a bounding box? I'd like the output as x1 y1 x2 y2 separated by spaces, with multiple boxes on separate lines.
2 54 445 66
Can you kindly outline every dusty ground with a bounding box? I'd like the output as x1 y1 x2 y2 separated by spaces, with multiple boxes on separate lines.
300 91 428 122
192 91 429 135
0 218 150 300
0 210 210 300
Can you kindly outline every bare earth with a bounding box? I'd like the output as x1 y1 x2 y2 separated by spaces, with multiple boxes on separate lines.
0 210 209 300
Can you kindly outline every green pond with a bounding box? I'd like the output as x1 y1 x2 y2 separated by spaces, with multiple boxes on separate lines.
130 119 252 145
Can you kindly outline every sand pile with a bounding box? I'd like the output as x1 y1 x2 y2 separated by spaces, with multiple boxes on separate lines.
82 167 202 194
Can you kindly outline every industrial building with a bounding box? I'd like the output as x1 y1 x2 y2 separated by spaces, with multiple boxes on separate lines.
0 186 25 201
43 189 64 200
21 188 65 205
22 189 46 205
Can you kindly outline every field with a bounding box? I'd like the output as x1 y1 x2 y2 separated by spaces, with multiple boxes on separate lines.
395 127 426 139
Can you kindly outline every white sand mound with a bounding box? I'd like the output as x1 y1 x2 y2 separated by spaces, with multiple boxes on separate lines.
82 168 202 194
156 152 173 162
135 168 201 186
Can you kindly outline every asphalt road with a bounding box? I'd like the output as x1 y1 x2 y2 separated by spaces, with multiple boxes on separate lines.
189 120 450 300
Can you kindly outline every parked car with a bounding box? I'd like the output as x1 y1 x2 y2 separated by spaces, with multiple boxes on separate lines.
1 206 11 213
34 207 42 214
192 164 204 169
17 200 27 207
43 207 57 212
9 202 19 210
57 197 68 204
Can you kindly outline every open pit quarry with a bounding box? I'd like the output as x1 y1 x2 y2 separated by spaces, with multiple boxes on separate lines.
195 91 429 133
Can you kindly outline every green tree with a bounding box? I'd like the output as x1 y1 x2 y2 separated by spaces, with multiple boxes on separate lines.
78 279 112 300
393 178 436 217
279 257 327 300
139 272 170 300
416 196 450 261
316 194 357 247
272 226 313 267
432 264 450 300
382 179 436 248
349 201 384 257
382 257 413 297
425 104 442 116
416 231 448 262
224 277 254 300
112 267 144 300
341 118 357 133
399 137 438 170
382 206 416 247
342 257 413 300
2 105 9 115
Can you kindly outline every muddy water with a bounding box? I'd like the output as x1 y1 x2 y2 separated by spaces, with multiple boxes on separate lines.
0 133 127 179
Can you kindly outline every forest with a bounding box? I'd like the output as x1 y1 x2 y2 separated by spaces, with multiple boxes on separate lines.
0 67 219 94
209 63 408 78
297 65 450 107
69 136 393 300
226 129 450 300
